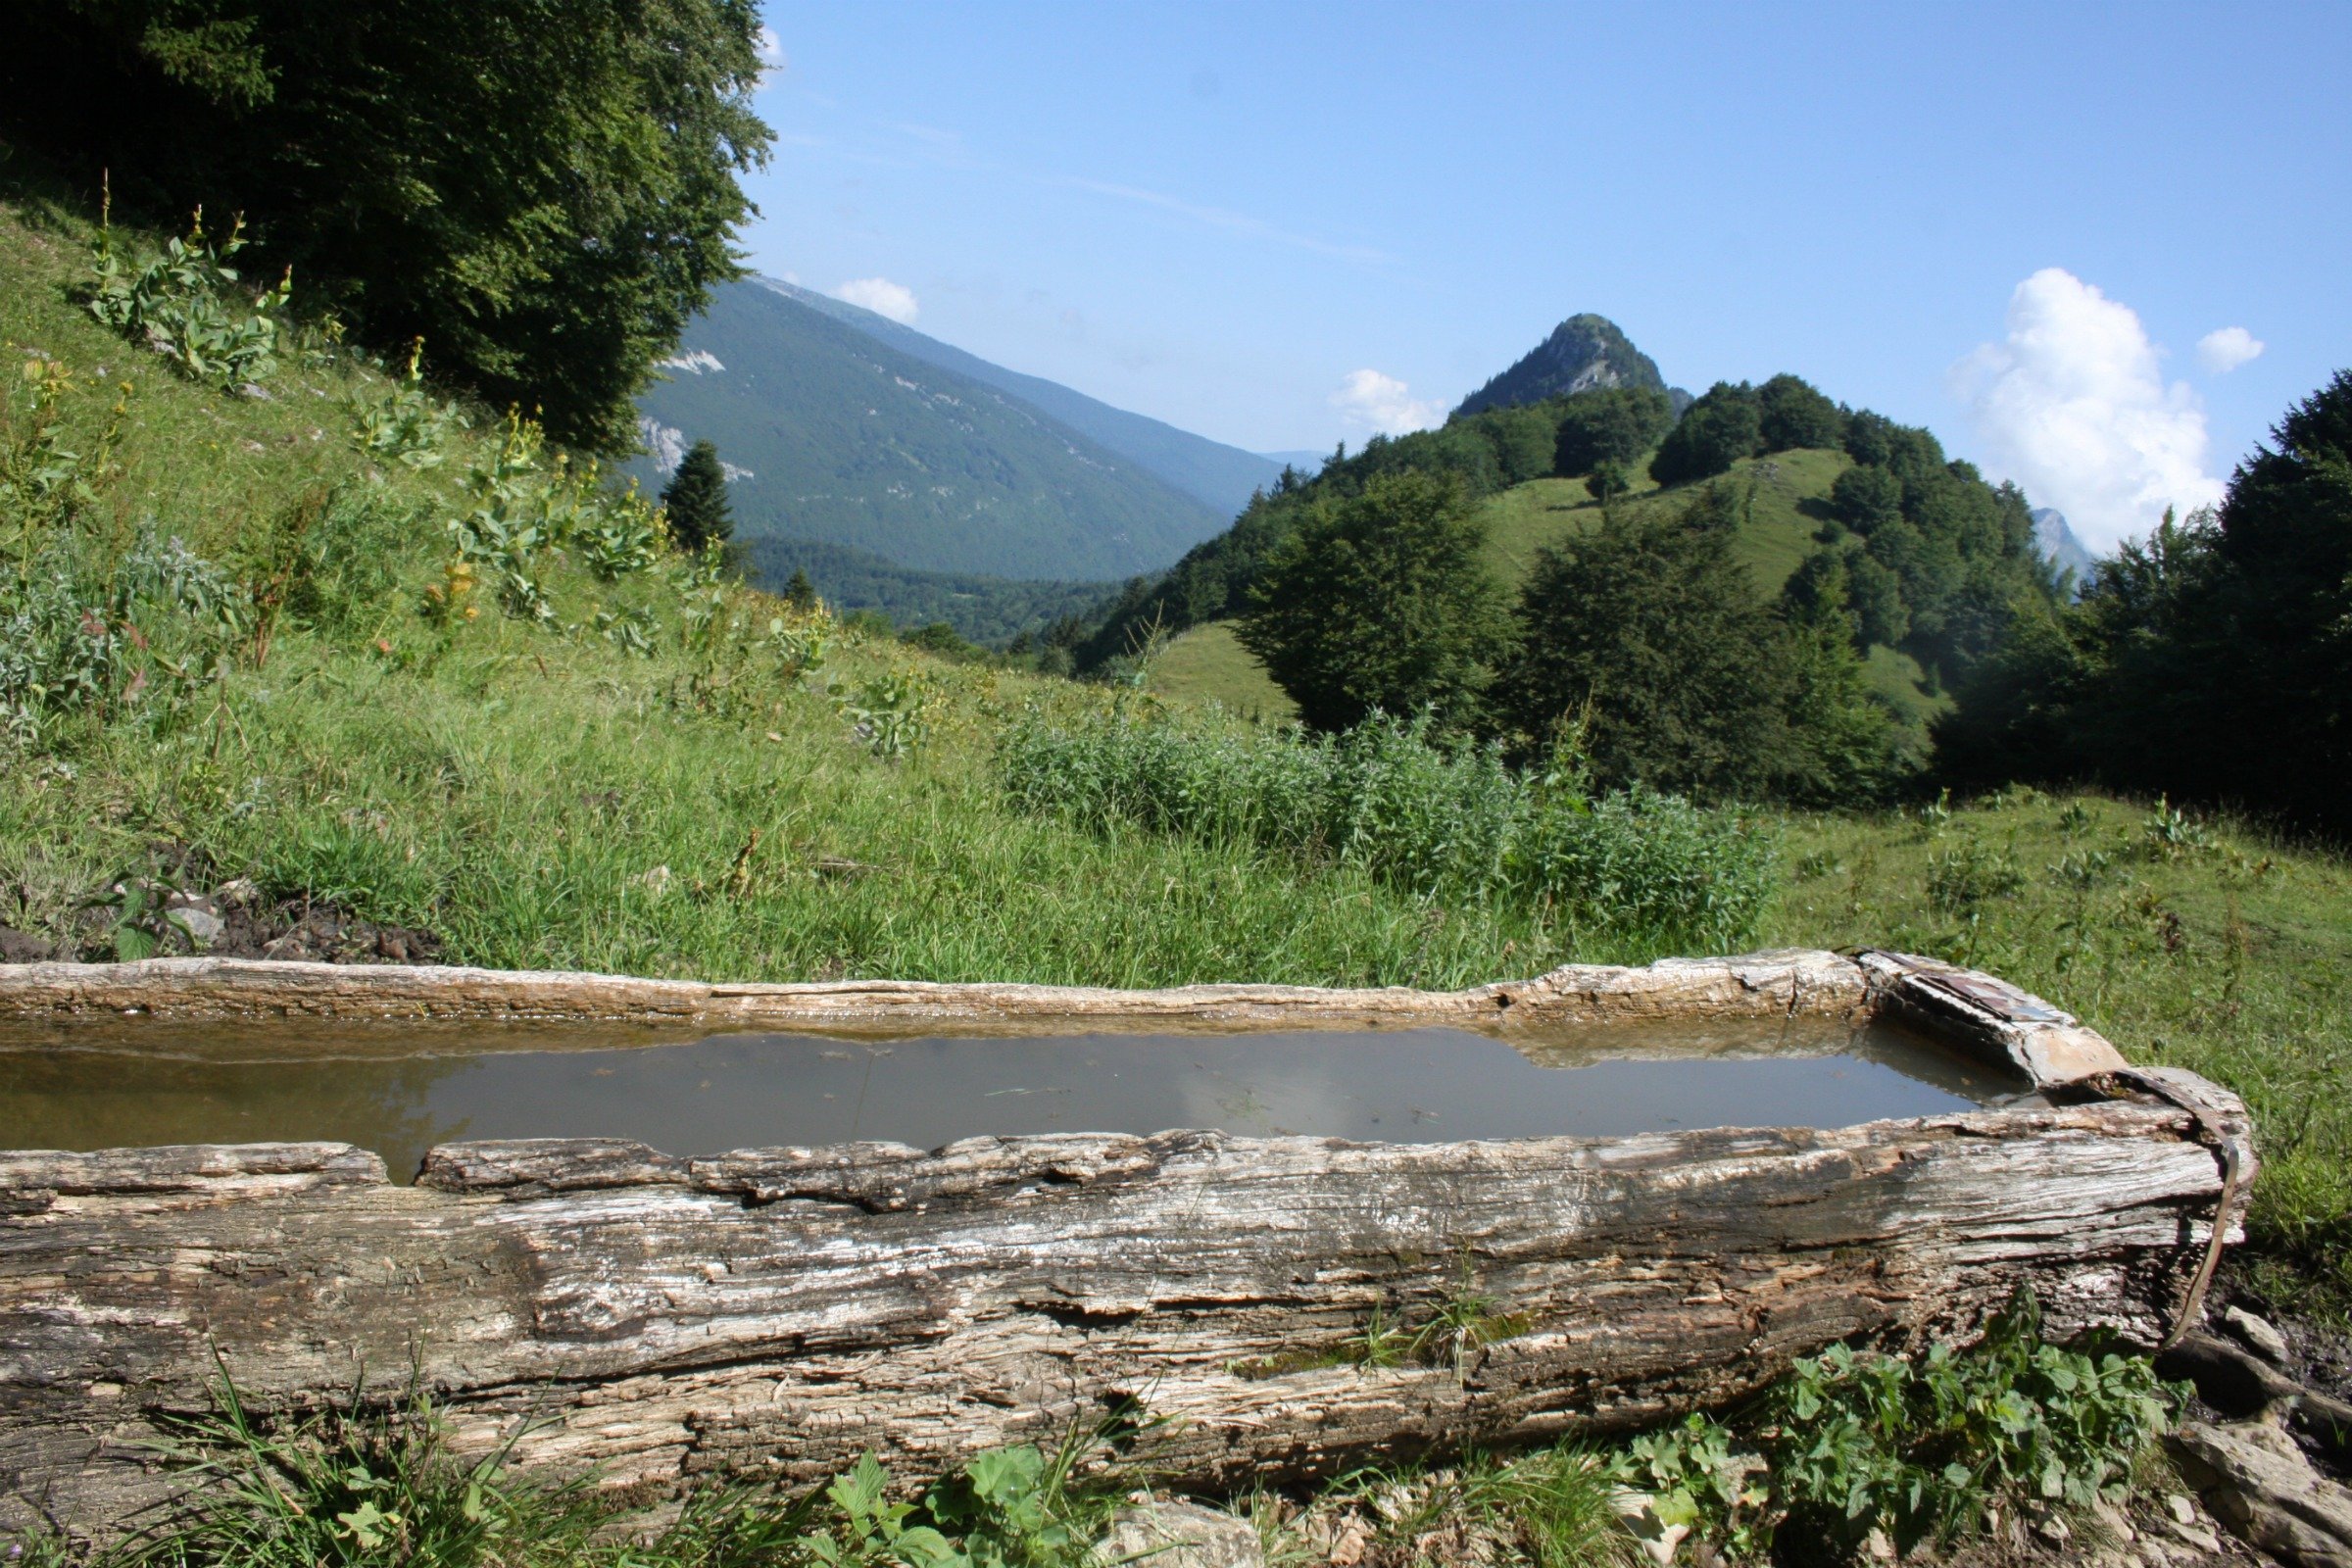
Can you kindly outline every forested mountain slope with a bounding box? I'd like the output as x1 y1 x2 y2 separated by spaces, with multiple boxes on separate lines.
627 280 1229 581
769 280 1285 517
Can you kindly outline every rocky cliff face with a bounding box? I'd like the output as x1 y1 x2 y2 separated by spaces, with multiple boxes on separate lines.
2033 507 2101 591
1451 314 1677 417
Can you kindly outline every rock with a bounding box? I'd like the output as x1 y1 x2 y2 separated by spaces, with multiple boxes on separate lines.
2163 1517 2223 1556
2169 1418 2352 1568
2092 1496 2137 1544
2166 1494 2197 1526
234 381 273 401
2223 1304 2292 1366
164 894 223 949
0 927 53 963
1097 1499 1262 1568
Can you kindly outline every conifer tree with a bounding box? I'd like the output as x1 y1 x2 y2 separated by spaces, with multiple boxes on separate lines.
783 567 817 611
662 440 734 555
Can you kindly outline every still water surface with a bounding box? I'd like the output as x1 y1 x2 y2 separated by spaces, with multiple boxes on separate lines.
0 1015 2028 1181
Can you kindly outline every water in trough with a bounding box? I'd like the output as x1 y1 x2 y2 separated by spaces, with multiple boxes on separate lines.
0 1013 2031 1180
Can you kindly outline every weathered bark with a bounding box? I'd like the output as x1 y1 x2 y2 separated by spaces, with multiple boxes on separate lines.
0 952 2238 1540
0 950 1872 1029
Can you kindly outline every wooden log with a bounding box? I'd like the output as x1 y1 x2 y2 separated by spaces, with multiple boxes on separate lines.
2 1098 2246 1536
0 950 1872 1029
0 951 2237 1540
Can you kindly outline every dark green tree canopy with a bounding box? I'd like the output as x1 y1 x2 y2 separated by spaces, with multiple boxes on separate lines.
1832 465 1905 533
1552 387 1675 476
1238 471 1505 733
1942 369 2352 836
661 440 734 555
4 0 772 453
1757 374 1846 452
1648 382 1763 486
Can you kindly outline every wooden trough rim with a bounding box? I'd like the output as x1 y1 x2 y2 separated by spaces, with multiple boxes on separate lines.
1 945 2146 1093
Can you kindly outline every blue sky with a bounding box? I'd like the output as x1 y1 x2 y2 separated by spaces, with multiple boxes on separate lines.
743 3 2348 549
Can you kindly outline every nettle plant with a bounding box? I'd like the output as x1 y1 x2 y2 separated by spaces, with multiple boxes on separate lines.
1608 1291 2179 1562
87 205 290 389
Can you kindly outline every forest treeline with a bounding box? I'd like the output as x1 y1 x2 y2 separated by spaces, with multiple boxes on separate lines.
1 0 771 453
1938 370 2352 837
1093 367 2351 839
1077 376 2052 691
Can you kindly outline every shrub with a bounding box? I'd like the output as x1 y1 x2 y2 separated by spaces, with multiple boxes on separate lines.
86 210 291 390
998 709 1780 956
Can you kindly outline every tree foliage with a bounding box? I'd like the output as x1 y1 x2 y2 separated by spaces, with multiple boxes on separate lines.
4 0 772 453
1494 485 1898 800
1939 370 2352 837
1756 373 1846 452
661 440 734 554
1551 387 1675 476
1238 471 1505 732
1647 381 1763 486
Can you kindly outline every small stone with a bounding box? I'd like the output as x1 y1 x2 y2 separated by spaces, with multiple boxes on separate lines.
1097 1499 1262 1568
235 381 274 401
174 908 224 947
2222 1304 2291 1365
2092 1497 2136 1544
2162 1518 2222 1555
2166 1494 2197 1526
2034 1512 2072 1544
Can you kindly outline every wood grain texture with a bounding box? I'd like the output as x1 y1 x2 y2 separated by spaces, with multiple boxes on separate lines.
0 950 1870 1029
2 1097 2247 1534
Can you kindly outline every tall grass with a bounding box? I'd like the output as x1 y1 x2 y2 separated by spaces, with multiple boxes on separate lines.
999 710 1780 958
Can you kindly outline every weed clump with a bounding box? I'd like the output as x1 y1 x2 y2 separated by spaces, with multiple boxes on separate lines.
998 709 1779 957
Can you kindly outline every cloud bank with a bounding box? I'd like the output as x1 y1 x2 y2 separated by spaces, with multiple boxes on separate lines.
834 277 918 325
1330 368 1441 436
2195 325 2264 373
1953 268 2224 552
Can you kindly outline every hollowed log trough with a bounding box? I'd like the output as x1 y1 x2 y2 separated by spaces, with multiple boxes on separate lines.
0 949 2251 1538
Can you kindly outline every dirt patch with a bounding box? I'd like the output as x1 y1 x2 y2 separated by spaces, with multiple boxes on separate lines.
203 894 445 964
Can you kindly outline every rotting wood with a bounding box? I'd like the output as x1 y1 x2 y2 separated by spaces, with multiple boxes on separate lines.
0 950 1872 1030
0 950 2246 1541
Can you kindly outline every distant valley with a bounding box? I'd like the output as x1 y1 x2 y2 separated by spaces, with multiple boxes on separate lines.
630 278 1291 634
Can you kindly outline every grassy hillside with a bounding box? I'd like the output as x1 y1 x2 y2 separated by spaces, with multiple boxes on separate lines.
1146 622 1297 721
1151 445 1947 744
627 279 1227 581
0 196 1628 993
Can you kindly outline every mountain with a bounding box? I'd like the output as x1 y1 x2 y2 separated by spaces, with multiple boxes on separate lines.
2032 508 2100 590
1260 449 1334 471
628 280 1231 581
1451 314 1681 418
761 280 1285 517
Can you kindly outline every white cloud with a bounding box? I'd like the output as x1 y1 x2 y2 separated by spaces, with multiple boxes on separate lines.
834 277 918 324
2195 325 2264 373
1330 368 1442 436
1952 268 2224 552
754 25 787 89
